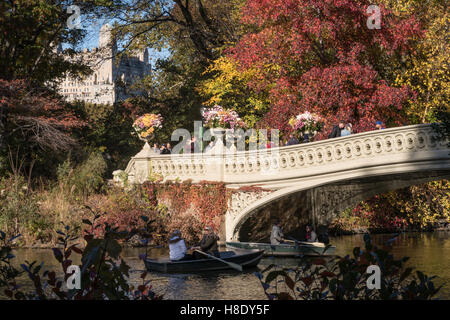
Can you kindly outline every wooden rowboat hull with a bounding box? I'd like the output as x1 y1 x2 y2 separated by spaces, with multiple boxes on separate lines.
144 250 264 273
226 242 335 257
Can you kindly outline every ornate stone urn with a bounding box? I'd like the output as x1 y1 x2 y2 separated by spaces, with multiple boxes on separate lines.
136 133 158 156
301 130 317 143
209 127 226 154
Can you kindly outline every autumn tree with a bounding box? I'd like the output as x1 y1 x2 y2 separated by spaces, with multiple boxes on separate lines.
346 0 449 231
229 0 423 135
0 0 103 175
103 0 243 61
89 0 246 134
197 56 271 128
381 0 449 124
0 80 87 176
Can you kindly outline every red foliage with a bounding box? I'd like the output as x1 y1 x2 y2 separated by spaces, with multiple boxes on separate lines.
0 79 85 151
231 0 422 135
0 79 84 129
84 191 153 239
143 180 230 232
352 194 409 230
83 182 231 245
236 185 272 193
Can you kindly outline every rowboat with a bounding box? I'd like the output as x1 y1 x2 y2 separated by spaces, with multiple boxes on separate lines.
144 249 264 273
226 241 335 256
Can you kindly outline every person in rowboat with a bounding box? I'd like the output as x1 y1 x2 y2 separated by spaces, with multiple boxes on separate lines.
191 226 220 258
168 230 192 261
305 225 318 243
270 219 285 245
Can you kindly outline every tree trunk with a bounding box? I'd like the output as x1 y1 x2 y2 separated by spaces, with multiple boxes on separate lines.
0 104 8 153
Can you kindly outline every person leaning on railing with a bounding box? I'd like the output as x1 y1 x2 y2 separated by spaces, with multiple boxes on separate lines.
286 134 300 146
375 121 385 130
340 123 353 137
152 143 161 154
160 143 171 154
328 120 345 138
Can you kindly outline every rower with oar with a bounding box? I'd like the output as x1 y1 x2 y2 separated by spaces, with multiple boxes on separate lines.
305 225 318 243
270 219 287 245
283 225 318 244
191 225 243 271
191 225 220 259
284 225 325 248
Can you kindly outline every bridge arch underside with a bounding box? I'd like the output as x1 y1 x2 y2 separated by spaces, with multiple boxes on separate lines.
232 170 450 242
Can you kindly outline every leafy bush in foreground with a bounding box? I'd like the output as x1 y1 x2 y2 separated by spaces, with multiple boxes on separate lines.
0 210 161 300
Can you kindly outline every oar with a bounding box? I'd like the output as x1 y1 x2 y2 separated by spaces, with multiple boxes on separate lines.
286 237 325 247
194 250 243 272
286 236 304 244
283 239 303 246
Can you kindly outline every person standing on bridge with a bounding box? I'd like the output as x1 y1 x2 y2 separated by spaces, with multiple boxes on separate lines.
152 143 160 154
190 136 199 153
286 134 300 146
375 121 384 130
161 143 171 155
270 219 285 245
328 120 345 138
340 123 353 137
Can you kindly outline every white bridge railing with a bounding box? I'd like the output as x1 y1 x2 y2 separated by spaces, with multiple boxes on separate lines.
119 124 449 186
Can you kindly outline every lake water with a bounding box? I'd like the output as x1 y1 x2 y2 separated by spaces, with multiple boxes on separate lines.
3 232 450 300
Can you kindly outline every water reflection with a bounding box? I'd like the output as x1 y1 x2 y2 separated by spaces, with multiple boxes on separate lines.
143 269 266 300
3 231 449 300
332 232 450 299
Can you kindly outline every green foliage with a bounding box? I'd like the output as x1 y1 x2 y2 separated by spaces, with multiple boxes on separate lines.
338 180 450 233
0 175 45 241
257 234 443 300
72 153 107 199
70 101 142 173
125 58 206 142
56 152 107 200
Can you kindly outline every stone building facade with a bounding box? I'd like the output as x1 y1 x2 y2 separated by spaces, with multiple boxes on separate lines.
57 24 150 105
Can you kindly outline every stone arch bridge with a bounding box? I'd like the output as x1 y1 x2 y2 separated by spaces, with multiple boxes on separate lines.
117 124 450 241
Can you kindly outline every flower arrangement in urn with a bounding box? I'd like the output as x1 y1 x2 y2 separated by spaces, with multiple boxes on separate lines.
289 111 324 142
133 113 163 141
201 105 246 129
